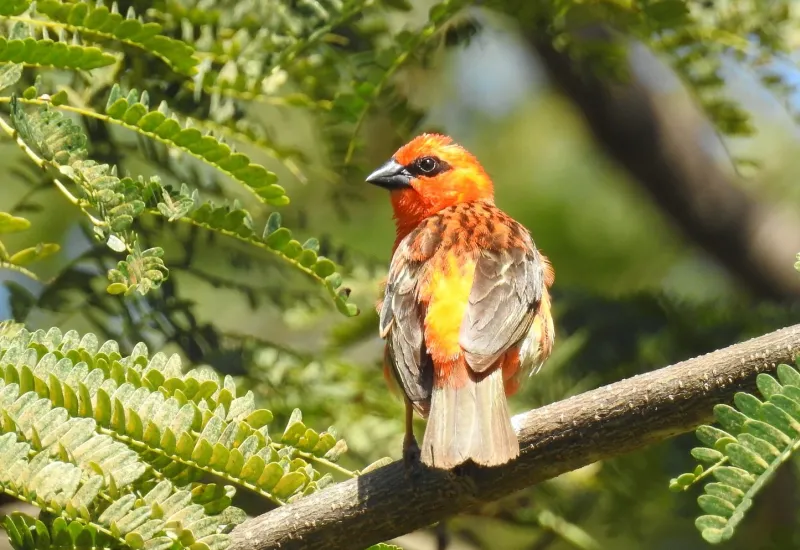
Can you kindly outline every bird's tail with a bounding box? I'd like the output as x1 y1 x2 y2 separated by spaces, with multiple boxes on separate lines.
421 367 518 469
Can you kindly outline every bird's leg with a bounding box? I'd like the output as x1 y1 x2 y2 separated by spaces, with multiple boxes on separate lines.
402 397 421 470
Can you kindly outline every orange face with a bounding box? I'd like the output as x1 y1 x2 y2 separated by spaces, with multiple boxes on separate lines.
366 134 495 236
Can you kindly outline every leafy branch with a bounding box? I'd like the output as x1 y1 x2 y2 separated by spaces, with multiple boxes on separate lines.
0 76 358 314
0 23 117 71
0 324 360 541
0 89 288 207
16 0 200 76
670 361 800 543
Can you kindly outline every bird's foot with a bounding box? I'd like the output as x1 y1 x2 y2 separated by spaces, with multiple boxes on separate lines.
403 436 422 478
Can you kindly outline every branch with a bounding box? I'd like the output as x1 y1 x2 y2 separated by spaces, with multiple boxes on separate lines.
527 31 800 301
229 324 800 550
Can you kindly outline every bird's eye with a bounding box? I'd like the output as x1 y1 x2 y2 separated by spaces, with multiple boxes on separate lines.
416 157 438 174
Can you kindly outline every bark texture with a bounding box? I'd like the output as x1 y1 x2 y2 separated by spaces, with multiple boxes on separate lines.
229 324 800 550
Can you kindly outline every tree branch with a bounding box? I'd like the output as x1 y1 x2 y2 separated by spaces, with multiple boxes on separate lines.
527 32 800 301
229 324 800 550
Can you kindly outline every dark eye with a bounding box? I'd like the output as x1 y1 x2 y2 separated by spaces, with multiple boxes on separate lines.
416 156 438 174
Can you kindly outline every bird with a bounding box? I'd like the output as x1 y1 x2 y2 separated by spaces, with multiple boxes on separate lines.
366 133 554 469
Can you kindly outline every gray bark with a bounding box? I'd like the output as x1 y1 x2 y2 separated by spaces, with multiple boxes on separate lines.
229 324 800 550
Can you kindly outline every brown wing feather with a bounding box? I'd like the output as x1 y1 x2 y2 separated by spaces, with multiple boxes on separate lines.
380 237 433 415
459 244 545 373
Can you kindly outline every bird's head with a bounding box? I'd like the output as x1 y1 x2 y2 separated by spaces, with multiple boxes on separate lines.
366 134 494 236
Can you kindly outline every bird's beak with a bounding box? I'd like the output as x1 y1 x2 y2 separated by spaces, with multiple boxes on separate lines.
365 159 412 190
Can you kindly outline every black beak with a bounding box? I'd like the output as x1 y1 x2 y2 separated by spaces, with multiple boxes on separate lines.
365 159 412 190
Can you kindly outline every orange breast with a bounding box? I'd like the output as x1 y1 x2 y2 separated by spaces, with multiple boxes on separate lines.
419 251 476 385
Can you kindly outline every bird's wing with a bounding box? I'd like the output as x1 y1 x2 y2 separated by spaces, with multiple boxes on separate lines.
459 242 546 373
379 235 433 411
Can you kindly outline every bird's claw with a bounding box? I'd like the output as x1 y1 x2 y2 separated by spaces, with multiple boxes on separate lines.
403 437 422 478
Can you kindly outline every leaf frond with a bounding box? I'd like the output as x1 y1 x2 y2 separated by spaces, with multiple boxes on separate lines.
0 98 358 314
671 359 800 544
0 327 354 509
0 19 117 70
30 0 200 76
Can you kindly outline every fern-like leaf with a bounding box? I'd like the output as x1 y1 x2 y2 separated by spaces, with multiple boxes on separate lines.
0 327 353 507
0 22 116 71
189 209 357 316
1 98 358 313
0 63 22 91
102 84 288 206
0 425 237 550
0 0 31 17
7 99 171 295
34 0 199 75
0 35 116 70
4 512 114 550
671 360 800 544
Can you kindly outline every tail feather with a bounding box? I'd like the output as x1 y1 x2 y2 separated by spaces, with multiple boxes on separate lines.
421 368 518 469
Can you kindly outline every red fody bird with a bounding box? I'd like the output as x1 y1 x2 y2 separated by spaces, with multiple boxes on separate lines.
367 134 554 469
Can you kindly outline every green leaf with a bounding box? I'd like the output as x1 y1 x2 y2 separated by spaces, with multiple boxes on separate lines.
0 38 115 70
263 212 281 236
768 393 800 423
257 462 284 492
776 364 800 387
0 0 31 16
313 258 336 278
36 1 199 75
244 409 273 429
114 506 151 534
264 228 291 250
713 404 747 435
271 471 306 500
98 494 136 525
697 495 735 518
705 482 744 505
360 456 393 475
70 475 103 509
0 64 23 93
760 403 800 437
106 282 129 295
756 374 783 400
695 515 727 544
736 433 779 462
100 88 284 206
8 243 59 265
191 438 214 467
724 443 768 474
744 419 791 449
240 455 265 484
732 392 761 418
642 0 689 29
669 472 696 491
224 448 245 478
4 515 24 550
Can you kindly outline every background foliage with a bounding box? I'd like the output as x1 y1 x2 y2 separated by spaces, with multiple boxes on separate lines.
1 0 800 549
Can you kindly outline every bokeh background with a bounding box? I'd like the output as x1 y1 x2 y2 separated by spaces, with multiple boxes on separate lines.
2 0 800 548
